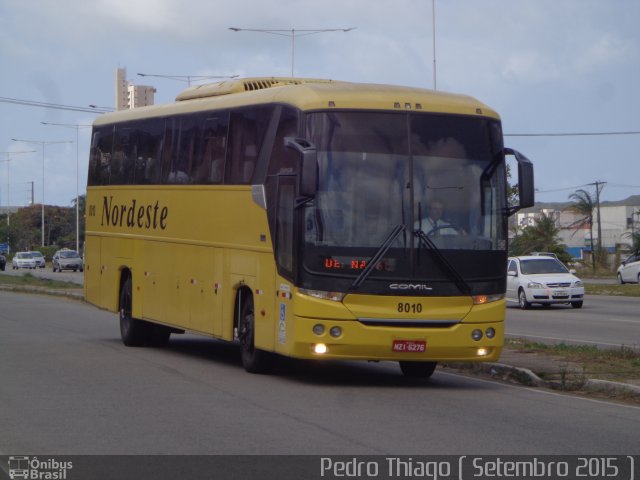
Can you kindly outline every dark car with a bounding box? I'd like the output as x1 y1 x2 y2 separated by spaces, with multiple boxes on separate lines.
52 249 84 272
0 254 5 271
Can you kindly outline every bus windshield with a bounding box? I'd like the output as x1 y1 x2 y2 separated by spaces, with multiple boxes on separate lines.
302 111 507 287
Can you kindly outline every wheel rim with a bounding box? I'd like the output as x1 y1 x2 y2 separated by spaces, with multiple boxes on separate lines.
239 299 255 355
519 291 526 308
119 279 133 336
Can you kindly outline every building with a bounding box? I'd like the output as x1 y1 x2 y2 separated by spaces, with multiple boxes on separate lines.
115 67 156 110
514 197 640 260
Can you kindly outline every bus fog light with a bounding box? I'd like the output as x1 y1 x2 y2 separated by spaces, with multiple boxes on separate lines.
471 329 483 341
314 343 327 354
477 348 489 356
312 324 325 335
329 326 342 338
485 327 496 339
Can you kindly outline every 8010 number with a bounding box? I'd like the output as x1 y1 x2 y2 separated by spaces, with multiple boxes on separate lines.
397 303 423 314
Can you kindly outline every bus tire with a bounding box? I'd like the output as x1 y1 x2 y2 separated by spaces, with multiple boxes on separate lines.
119 275 151 346
238 294 274 374
399 361 437 379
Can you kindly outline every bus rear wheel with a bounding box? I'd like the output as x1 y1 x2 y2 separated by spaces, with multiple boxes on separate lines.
238 294 274 374
399 361 437 379
119 276 152 346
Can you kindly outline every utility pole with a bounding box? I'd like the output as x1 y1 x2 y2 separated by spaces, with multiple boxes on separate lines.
588 180 606 263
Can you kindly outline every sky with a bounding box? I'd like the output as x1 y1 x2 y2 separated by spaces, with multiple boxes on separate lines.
1 0 639 207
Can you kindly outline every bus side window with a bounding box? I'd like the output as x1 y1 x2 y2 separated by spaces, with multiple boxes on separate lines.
194 113 229 184
111 125 135 184
88 126 114 186
226 108 271 184
268 107 299 176
160 119 179 184
135 118 164 185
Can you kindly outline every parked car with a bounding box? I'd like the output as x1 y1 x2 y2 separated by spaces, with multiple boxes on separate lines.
506 256 584 309
12 251 37 269
52 249 84 272
617 252 640 284
0 254 5 271
29 251 46 268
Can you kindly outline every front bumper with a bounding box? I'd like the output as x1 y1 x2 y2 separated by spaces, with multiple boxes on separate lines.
527 287 584 304
282 316 503 362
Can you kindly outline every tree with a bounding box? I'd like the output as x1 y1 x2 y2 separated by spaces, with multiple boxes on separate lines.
567 189 596 272
509 211 571 264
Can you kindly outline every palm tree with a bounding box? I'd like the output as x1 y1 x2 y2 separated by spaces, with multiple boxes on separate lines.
509 211 570 263
567 189 595 272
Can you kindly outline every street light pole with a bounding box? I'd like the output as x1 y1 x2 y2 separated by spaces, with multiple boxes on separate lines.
0 150 36 227
41 122 91 253
137 73 238 87
229 27 355 77
11 139 73 247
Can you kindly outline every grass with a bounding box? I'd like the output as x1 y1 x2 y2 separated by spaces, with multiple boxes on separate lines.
585 283 640 296
0 272 81 290
506 338 640 382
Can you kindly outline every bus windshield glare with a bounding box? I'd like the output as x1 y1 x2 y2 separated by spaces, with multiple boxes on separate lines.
302 111 507 284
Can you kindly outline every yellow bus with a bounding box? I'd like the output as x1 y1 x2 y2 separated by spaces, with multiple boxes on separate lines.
85 77 533 378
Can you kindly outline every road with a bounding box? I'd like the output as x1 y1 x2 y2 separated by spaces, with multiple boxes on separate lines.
505 295 640 350
1 290 638 455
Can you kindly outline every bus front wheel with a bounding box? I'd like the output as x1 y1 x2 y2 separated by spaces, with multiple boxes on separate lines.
238 294 274 374
399 361 437 379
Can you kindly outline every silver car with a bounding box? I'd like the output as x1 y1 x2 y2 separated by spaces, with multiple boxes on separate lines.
29 251 46 268
506 256 585 309
617 253 640 284
52 249 84 272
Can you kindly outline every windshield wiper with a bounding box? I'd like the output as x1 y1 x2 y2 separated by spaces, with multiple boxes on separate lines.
413 229 471 296
350 224 405 290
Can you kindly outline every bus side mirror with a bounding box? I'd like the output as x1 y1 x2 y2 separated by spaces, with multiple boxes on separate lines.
285 137 318 198
505 148 534 214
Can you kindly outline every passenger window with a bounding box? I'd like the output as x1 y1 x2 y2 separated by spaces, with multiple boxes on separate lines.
226 108 272 184
268 107 299 176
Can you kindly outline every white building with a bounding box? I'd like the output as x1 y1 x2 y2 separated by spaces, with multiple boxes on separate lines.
514 200 639 259
115 67 156 110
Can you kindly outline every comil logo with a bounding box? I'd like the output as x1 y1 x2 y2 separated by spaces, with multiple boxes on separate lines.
389 283 433 291
8 456 73 479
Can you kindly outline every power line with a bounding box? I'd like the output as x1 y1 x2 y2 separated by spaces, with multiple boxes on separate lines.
0 96 113 114
505 131 640 137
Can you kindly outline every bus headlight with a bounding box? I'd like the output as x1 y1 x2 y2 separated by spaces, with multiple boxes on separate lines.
472 293 504 305
312 324 325 335
329 326 342 338
471 329 483 341
299 289 345 302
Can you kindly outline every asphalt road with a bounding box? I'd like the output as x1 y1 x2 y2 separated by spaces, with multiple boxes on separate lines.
1 290 638 455
505 295 640 350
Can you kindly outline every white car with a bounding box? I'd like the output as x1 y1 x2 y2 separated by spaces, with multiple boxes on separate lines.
506 256 584 309
12 252 37 269
617 253 640 284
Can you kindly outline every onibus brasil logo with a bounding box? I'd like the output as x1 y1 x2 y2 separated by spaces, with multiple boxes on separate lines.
8 456 73 479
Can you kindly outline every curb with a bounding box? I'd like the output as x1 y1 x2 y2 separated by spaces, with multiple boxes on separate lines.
445 361 640 399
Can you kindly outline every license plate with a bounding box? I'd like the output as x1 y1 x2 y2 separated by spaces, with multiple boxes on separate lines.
553 289 568 296
392 340 426 353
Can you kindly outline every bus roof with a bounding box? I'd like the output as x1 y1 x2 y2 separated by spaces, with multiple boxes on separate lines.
93 77 499 126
